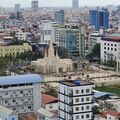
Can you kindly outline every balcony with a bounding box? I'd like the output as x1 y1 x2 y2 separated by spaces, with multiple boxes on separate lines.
68 91 73 97
69 108 73 115
69 99 73 105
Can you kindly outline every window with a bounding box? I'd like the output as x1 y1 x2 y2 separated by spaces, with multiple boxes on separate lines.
75 98 79 103
5 92 8 95
12 118 15 120
81 115 84 119
104 47 106 49
86 97 90 101
81 89 84 93
86 89 90 93
13 107 16 111
81 106 84 110
76 115 79 119
86 114 90 118
49 105 53 109
81 98 84 102
76 90 79 94
28 106 31 109
86 106 90 110
104 43 106 45
13 99 16 103
20 91 23 94
75 107 79 111
3 85 9 89
108 47 109 50
108 43 109 46
115 44 117 47
115 48 117 51
5 100 8 103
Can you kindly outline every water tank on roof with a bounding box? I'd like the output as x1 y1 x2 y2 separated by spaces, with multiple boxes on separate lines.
73 80 80 85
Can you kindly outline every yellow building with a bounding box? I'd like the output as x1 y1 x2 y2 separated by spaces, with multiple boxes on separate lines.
0 43 32 57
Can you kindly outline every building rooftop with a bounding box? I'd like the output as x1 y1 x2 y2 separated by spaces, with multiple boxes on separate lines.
94 91 114 99
37 108 58 118
41 94 58 105
0 105 14 115
60 80 93 87
90 32 104 37
102 33 120 42
100 111 120 118
0 74 43 85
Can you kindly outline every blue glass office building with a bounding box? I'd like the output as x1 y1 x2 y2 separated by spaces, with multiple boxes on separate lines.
54 10 64 25
89 9 109 30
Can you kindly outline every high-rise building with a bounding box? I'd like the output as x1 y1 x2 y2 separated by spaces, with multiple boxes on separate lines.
15 4 20 12
40 20 59 43
0 74 42 114
89 9 109 31
54 10 65 25
31 0 39 11
72 0 79 10
14 4 21 20
54 25 85 57
59 80 94 120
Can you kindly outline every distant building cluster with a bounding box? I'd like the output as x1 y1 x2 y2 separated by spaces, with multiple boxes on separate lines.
0 1 120 120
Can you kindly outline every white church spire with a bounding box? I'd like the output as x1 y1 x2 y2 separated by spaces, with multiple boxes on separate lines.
48 30 55 58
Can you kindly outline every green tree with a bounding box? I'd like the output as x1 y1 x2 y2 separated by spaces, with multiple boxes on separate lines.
86 44 100 62
55 46 69 58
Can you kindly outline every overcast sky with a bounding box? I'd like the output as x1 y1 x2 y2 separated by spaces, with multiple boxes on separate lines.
0 0 120 7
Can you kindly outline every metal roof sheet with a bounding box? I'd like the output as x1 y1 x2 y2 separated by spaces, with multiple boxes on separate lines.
0 74 43 85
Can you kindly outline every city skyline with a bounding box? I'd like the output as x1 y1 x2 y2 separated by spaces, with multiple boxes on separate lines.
0 0 120 7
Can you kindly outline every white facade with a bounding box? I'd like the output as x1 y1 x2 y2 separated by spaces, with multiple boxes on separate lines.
37 108 58 120
88 32 102 53
0 105 18 120
40 20 58 43
59 80 94 120
0 74 42 114
44 103 58 111
40 20 52 43
15 30 27 41
101 39 119 63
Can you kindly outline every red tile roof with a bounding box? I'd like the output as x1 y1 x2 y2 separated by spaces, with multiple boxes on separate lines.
102 36 120 42
100 111 120 118
41 94 58 105
107 111 120 117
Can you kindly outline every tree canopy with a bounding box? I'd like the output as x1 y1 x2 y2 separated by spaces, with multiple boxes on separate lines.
55 46 69 58
86 44 100 62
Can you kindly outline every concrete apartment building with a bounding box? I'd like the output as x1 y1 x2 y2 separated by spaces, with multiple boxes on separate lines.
31 0 39 11
40 20 85 56
0 74 42 114
15 30 28 41
37 108 59 120
72 0 79 10
88 32 103 53
54 25 85 57
54 10 65 25
40 20 58 43
0 105 18 120
59 80 94 120
100 34 120 71
0 43 32 57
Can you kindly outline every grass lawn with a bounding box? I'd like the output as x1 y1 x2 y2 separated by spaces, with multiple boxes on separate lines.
95 85 120 96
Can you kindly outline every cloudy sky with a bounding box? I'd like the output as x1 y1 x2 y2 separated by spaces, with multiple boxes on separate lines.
0 0 120 7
